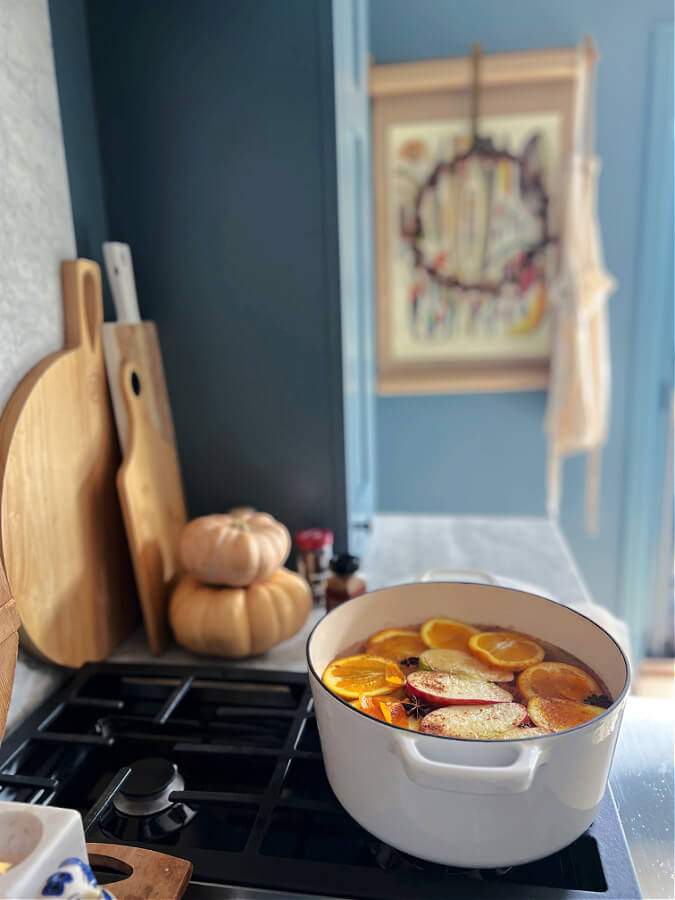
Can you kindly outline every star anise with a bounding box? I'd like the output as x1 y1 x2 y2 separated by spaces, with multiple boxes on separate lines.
401 695 433 718
399 656 420 668
585 693 611 708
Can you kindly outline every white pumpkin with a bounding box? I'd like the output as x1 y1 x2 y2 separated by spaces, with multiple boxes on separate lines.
169 567 312 657
179 512 290 586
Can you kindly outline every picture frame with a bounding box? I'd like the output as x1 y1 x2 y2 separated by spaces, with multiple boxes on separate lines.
370 47 580 395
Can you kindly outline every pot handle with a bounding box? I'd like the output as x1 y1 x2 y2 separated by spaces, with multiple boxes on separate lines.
420 569 499 585
393 732 544 795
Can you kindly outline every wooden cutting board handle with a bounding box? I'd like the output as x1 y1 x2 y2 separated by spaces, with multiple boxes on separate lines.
62 259 104 358
86 843 192 899
117 358 187 653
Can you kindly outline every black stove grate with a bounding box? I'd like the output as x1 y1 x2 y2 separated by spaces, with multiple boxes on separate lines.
0 663 641 899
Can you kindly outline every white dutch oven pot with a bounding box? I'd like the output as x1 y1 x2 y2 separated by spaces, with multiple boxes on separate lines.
306 577 630 868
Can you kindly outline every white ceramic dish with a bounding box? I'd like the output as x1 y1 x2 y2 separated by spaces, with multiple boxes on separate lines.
0 802 87 899
307 580 630 868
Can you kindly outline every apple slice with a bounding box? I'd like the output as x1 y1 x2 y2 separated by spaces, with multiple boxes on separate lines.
528 697 606 733
406 670 513 706
420 702 527 739
499 725 553 739
419 648 514 682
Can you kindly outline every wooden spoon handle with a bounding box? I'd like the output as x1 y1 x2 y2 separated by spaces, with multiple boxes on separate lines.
86 843 193 900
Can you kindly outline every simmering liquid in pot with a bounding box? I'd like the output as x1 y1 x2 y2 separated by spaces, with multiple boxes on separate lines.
321 618 612 739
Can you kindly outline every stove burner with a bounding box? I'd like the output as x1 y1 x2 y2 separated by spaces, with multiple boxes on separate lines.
113 757 183 817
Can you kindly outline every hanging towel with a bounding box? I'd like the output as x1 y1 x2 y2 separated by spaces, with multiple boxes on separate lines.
545 37 617 532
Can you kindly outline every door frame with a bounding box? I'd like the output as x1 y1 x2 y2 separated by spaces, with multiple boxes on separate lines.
617 23 674 656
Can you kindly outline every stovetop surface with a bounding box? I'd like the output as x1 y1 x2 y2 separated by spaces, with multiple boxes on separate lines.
0 663 641 899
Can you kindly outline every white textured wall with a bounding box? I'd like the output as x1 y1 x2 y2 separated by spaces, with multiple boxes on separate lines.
0 0 75 410
1 0 76 732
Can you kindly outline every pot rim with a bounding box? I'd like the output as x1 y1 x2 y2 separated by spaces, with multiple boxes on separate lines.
305 580 632 744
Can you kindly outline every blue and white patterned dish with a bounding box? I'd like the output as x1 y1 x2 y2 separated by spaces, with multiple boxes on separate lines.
40 857 116 900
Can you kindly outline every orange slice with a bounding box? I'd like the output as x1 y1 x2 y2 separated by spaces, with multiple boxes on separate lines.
348 688 406 709
420 617 480 651
350 696 384 718
366 628 426 661
468 632 544 670
518 662 600 701
379 700 409 728
353 686 407 703
350 696 409 728
384 661 405 686
323 655 405 699
528 697 606 733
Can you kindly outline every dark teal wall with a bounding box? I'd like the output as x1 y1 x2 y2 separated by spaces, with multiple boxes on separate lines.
81 0 347 548
48 0 112 316
370 0 673 613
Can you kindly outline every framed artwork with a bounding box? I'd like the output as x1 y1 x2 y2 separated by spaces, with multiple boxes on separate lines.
371 48 580 394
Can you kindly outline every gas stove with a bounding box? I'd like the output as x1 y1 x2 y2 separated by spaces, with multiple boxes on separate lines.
0 663 640 899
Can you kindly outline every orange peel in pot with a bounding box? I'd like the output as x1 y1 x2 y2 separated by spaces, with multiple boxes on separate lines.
350 695 409 728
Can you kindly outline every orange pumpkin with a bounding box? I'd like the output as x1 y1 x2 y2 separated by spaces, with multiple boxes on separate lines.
179 512 290 586
169 567 311 657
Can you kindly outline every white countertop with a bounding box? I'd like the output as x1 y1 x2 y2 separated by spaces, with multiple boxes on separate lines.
5 514 672 898
107 513 630 668
7 514 628 729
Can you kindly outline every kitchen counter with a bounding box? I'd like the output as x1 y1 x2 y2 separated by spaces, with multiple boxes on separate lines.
8 514 609 726
610 697 674 900
108 512 629 665
5 514 672 898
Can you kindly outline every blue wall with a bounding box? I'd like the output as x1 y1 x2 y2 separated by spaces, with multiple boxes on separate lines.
370 0 673 613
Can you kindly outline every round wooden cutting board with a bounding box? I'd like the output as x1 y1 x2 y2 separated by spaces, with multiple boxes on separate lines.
0 260 137 667
0 557 19 741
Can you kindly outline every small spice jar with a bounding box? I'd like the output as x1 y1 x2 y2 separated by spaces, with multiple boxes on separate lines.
325 553 366 613
295 529 334 605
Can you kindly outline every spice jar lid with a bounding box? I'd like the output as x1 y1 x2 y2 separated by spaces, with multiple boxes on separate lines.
295 528 334 550
330 553 360 576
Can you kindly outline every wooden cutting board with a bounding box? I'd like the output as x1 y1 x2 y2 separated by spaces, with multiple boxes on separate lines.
102 322 177 455
114 348 187 654
0 259 137 667
101 243 187 655
0 557 19 742
86 843 192 899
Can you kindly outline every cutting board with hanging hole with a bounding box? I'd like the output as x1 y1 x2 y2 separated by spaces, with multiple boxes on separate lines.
114 352 187 654
86 843 192 899
0 259 137 667
101 243 187 655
